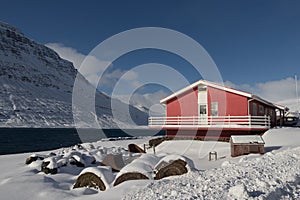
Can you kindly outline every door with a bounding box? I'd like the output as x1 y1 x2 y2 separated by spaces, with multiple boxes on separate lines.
198 87 208 125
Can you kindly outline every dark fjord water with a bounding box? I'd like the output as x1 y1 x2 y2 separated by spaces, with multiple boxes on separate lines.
0 128 165 155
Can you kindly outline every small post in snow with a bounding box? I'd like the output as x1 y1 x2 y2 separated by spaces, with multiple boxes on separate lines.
153 145 156 155
209 151 217 161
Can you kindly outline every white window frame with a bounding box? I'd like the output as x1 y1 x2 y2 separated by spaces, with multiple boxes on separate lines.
211 102 218 116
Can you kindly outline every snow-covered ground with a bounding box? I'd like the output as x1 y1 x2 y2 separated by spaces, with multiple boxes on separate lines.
0 127 299 199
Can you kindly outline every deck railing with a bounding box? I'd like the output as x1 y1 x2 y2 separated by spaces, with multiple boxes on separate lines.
148 115 271 129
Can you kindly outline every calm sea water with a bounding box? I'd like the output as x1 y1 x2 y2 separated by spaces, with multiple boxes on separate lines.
0 128 165 155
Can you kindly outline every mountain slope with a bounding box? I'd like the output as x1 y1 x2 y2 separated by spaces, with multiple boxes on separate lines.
0 21 147 128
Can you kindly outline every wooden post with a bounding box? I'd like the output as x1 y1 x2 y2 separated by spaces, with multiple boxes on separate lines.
209 151 217 161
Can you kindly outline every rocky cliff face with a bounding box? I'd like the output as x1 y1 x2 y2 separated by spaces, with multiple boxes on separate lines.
0 22 147 128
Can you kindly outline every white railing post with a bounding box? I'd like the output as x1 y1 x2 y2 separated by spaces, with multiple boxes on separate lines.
264 115 267 127
148 115 272 128
268 115 270 128
248 115 251 127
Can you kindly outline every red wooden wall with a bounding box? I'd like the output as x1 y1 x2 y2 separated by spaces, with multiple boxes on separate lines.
166 87 198 116
165 85 276 127
249 100 276 126
207 87 248 116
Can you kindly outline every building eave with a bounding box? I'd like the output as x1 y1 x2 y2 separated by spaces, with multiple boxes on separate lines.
160 79 252 104
160 79 287 111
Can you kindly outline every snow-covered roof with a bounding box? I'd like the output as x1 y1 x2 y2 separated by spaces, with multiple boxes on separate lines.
159 80 283 110
230 135 265 144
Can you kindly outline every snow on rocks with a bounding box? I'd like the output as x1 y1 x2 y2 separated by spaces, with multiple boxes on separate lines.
41 157 58 174
113 153 194 186
124 146 300 200
25 154 45 165
101 153 125 172
113 154 159 186
73 166 114 191
153 154 194 180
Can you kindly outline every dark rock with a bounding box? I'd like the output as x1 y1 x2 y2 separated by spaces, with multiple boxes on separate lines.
113 172 149 186
25 156 38 165
128 144 145 153
154 159 188 180
73 172 106 191
41 161 58 175
25 155 44 165
70 156 85 167
101 153 125 172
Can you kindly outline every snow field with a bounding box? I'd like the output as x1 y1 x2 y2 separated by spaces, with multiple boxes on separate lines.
124 146 300 200
0 128 299 199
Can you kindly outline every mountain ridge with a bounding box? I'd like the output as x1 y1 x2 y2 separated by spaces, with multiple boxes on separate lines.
0 21 148 128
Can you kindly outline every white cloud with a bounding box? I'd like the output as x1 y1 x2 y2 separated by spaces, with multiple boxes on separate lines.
116 90 169 115
46 43 112 87
46 43 168 113
46 43 85 69
225 77 300 112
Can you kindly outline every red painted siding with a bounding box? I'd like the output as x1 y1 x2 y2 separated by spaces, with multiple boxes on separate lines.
166 129 268 139
166 87 198 116
207 86 248 116
249 100 276 126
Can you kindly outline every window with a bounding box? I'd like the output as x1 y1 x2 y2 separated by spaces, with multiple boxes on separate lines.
270 110 274 118
199 104 207 115
211 102 218 116
252 103 257 116
259 105 264 114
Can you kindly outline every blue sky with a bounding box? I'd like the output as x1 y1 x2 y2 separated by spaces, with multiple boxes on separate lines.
1 0 300 110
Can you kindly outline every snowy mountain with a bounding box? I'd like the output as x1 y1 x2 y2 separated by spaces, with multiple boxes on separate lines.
116 90 168 117
0 21 148 128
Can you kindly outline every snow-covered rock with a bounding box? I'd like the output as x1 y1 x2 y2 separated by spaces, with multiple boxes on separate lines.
75 166 115 189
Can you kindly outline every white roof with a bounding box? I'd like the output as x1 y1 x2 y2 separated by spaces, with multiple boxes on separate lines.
230 135 265 144
160 80 251 104
159 80 282 110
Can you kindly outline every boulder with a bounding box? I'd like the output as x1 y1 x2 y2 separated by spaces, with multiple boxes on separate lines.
41 158 58 175
25 154 44 165
113 172 149 186
154 159 188 180
73 172 106 191
73 167 114 191
25 156 38 165
128 144 145 153
70 155 85 167
101 153 125 172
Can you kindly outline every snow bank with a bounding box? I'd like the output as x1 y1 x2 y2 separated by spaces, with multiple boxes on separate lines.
124 146 300 199
116 154 160 179
154 154 194 171
263 127 300 148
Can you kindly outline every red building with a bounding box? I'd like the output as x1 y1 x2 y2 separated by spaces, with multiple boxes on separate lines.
149 80 285 139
